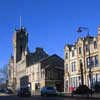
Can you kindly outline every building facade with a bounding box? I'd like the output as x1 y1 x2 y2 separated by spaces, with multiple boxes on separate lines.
64 27 100 93
8 56 16 90
26 55 64 94
8 27 64 94
12 27 48 90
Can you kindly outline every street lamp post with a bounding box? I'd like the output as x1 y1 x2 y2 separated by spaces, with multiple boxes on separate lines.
80 60 84 86
88 36 92 90
77 27 92 88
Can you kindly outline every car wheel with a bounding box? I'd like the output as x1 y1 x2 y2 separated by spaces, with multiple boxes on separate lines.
17 93 20 96
71 93 74 97
29 94 31 97
41 93 44 96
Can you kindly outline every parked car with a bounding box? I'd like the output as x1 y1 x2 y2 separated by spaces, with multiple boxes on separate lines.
92 81 100 93
17 87 31 97
71 85 93 97
0 89 6 93
5 89 13 94
40 86 57 96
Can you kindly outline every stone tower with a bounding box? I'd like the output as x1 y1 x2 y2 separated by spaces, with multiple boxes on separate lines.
13 27 28 63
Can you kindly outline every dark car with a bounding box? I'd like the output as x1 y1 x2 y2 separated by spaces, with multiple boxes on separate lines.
92 81 100 93
40 86 57 96
5 89 13 94
71 85 93 97
0 89 6 93
17 87 31 97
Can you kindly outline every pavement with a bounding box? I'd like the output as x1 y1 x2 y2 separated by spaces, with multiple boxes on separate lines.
67 93 100 99
0 92 100 100
0 95 100 100
0 93 9 96
59 92 100 99
92 93 100 98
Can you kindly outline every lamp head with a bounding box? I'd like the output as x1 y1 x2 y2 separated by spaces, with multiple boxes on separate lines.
77 27 82 33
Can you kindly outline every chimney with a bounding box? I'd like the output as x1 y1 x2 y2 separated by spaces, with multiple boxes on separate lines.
36 47 43 54
98 26 100 35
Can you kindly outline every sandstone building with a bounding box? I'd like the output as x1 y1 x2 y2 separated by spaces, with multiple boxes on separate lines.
64 27 100 93
26 54 64 94
8 27 64 94
8 56 15 89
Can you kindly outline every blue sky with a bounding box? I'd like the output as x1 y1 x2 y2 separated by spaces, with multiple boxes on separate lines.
0 0 100 67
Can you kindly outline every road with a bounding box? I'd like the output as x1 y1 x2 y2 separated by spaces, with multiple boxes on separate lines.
0 95 99 100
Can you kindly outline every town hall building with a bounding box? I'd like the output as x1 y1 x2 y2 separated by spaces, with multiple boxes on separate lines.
8 27 64 94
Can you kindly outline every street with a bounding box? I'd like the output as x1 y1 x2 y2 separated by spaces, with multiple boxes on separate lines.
0 95 99 100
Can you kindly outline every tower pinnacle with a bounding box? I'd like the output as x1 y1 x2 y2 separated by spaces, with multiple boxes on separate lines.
20 16 22 28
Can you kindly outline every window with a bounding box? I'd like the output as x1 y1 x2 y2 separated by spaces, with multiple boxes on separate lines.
86 58 89 68
94 41 97 49
65 53 68 59
9 69 11 78
41 70 45 79
71 63 73 72
80 59 83 68
65 80 68 89
37 72 39 79
29 74 31 82
72 61 76 72
95 55 98 67
86 45 89 52
54 71 58 80
48 71 51 80
43 70 45 78
87 57 93 68
70 77 76 87
41 71 43 78
90 57 94 67
65 64 68 72
97 74 100 82
72 50 74 57
32 73 34 80
74 62 76 71
87 56 96 68
79 47 82 54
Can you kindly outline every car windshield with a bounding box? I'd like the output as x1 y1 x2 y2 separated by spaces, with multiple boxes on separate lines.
47 87 55 90
0 89 5 92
